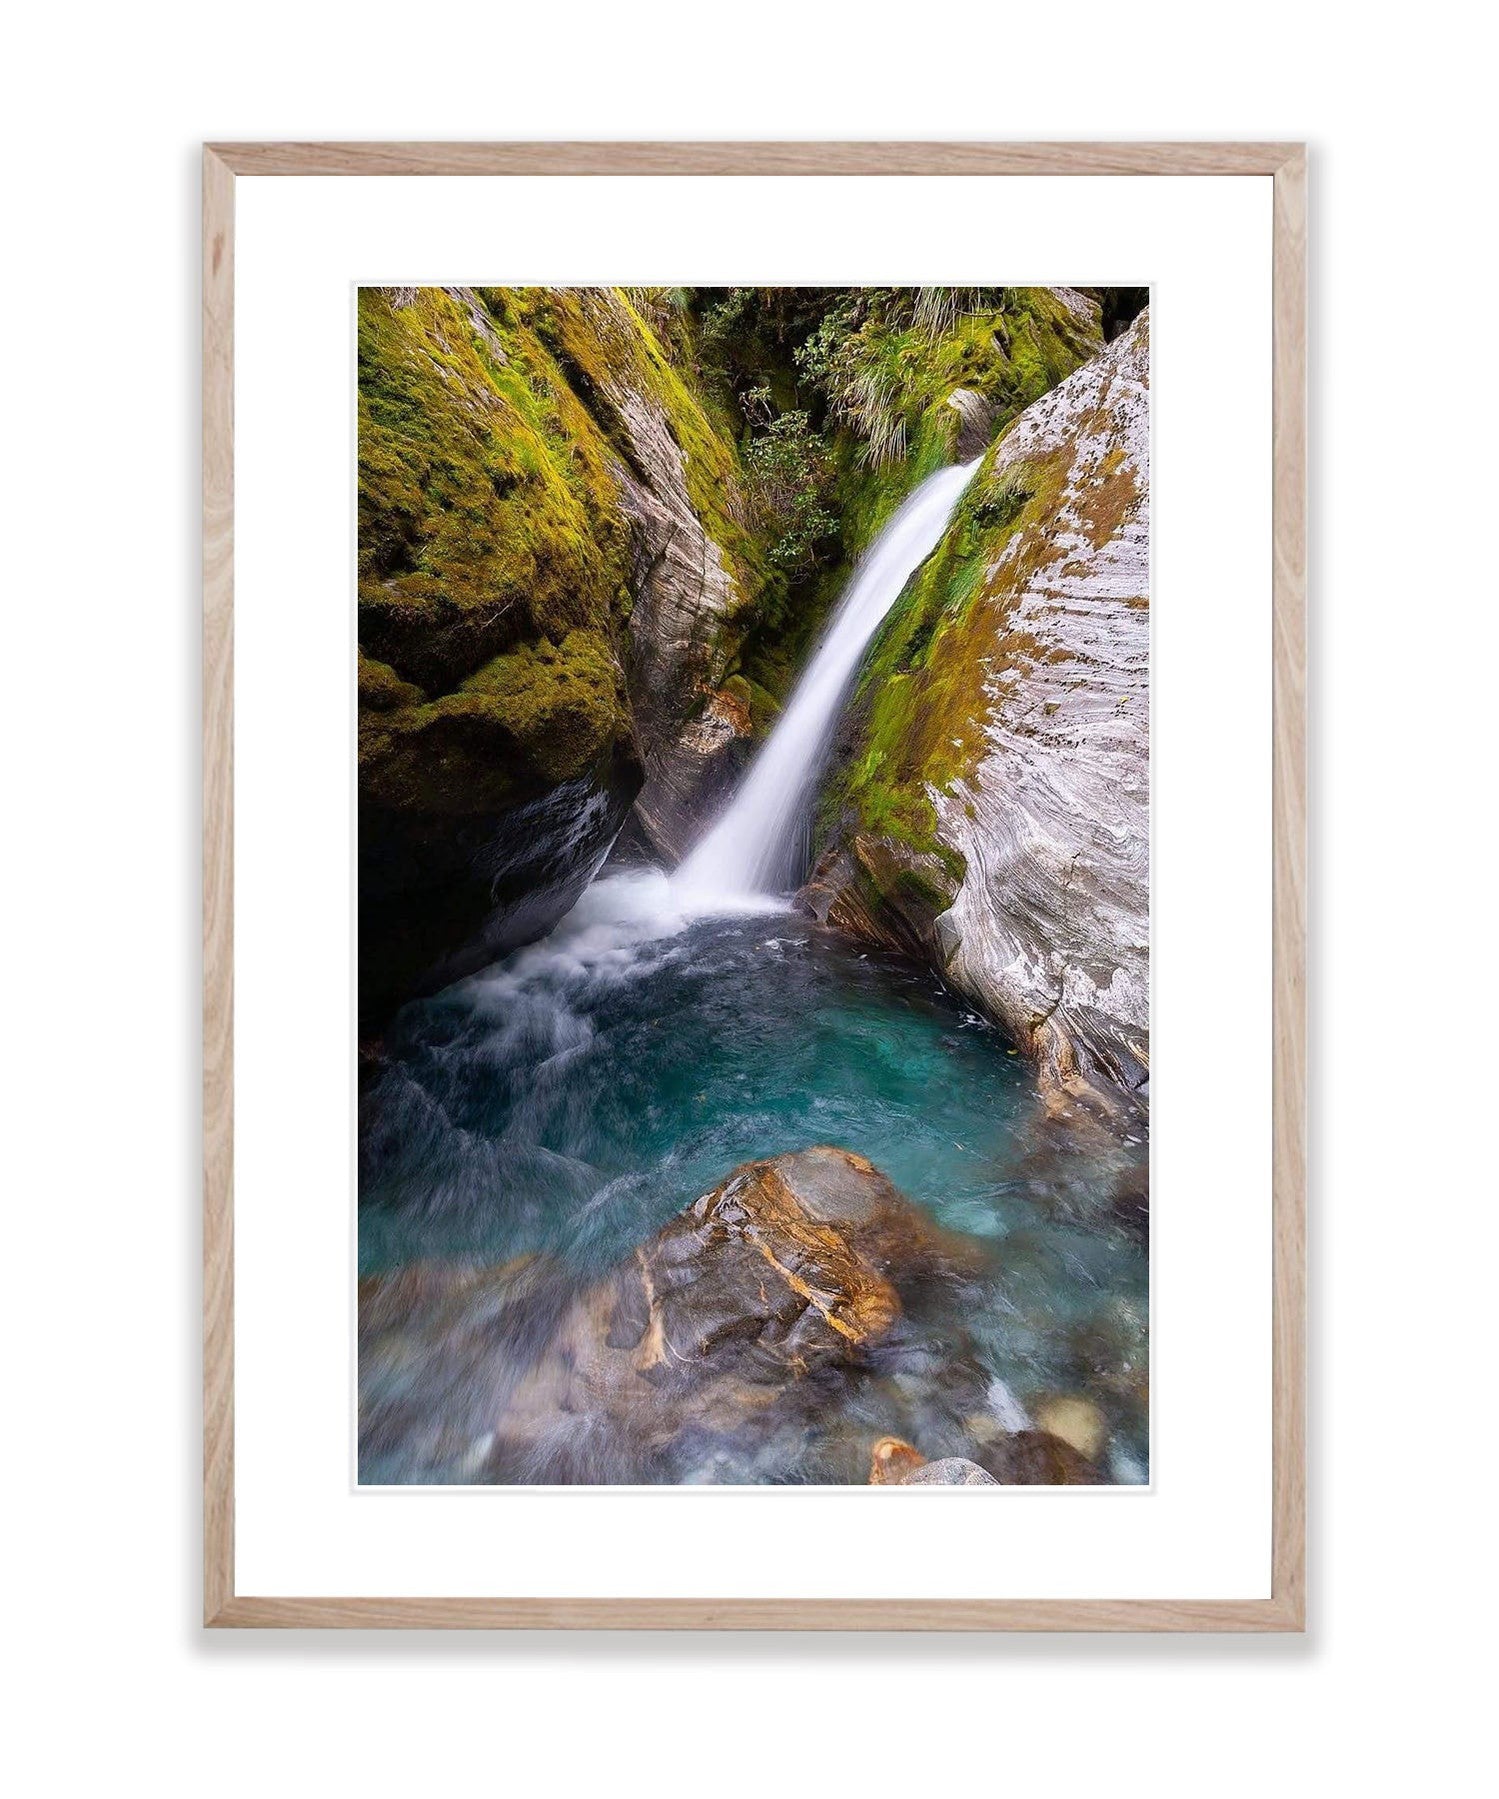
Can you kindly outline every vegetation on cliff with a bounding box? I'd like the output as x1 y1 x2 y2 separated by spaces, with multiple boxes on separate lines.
358 283 1115 816
825 312 1147 882
357 284 764 1022
356 283 1135 1022
640 286 1107 705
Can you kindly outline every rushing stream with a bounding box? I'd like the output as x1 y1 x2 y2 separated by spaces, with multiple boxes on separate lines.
360 459 1149 1484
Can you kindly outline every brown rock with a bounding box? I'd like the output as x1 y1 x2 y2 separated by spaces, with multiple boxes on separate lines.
978 1429 1105 1486
632 685 755 863
636 1151 908 1373
800 836 959 966
361 1147 981 1484
869 1436 928 1484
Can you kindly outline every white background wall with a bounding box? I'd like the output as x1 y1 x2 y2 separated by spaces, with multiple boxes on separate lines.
4 4 1492 1792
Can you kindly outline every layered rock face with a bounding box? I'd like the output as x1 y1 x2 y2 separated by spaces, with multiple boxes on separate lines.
812 312 1150 1119
357 287 753 1028
359 1148 1105 1486
356 286 1125 1022
627 683 755 862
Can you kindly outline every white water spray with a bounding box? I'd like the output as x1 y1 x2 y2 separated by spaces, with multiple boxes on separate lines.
675 458 980 901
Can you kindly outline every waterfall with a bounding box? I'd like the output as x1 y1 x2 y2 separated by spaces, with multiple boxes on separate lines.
674 457 980 901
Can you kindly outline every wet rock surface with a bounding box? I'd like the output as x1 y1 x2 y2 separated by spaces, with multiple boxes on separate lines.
902 1456 1001 1487
356 287 752 1029
359 766 636 1032
933 314 1150 1117
630 685 755 863
359 1147 1115 1486
801 835 959 966
816 312 1151 1123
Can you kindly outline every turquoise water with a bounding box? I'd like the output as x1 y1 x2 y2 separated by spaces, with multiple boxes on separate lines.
361 873 1040 1272
359 871 1148 1480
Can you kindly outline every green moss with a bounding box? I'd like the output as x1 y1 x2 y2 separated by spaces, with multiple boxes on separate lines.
520 288 763 610
358 651 425 712
458 628 626 784
358 287 634 693
822 437 1076 872
893 859 960 914
722 672 782 737
361 628 630 818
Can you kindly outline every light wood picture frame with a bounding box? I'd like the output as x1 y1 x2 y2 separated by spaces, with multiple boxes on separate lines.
203 140 1306 1631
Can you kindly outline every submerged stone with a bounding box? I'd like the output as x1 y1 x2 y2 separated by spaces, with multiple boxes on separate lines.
901 1457 1000 1487
357 1146 1075 1486
869 1435 930 1484
866 1430 1099 1487
1035 1395 1109 1463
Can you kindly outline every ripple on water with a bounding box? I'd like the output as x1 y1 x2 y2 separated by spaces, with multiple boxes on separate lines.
359 872 1148 1479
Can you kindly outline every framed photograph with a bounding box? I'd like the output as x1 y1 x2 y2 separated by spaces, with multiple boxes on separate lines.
204 141 1305 1629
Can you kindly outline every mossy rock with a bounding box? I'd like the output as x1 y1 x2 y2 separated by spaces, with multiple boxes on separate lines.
721 672 782 737
358 286 634 693
362 629 631 818
731 289 1102 705
358 651 425 713
458 629 629 786
820 302 1132 896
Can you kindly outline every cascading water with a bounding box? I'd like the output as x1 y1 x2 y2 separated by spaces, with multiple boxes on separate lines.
674 457 981 901
360 448 1149 1486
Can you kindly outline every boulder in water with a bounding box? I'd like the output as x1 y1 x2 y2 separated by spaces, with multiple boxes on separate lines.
1035 1395 1109 1463
360 1147 992 1484
358 1145 1117 1486
902 1456 1001 1487
866 1431 1099 1487
981 1429 1104 1485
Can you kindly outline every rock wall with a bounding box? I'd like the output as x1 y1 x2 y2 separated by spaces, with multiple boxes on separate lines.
357 287 754 1028
627 683 755 862
356 285 1141 1046
810 311 1151 1119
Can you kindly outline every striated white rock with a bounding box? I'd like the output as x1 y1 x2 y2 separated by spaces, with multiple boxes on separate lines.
560 293 751 857
932 311 1150 1114
630 684 754 862
614 380 741 747
564 294 743 759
